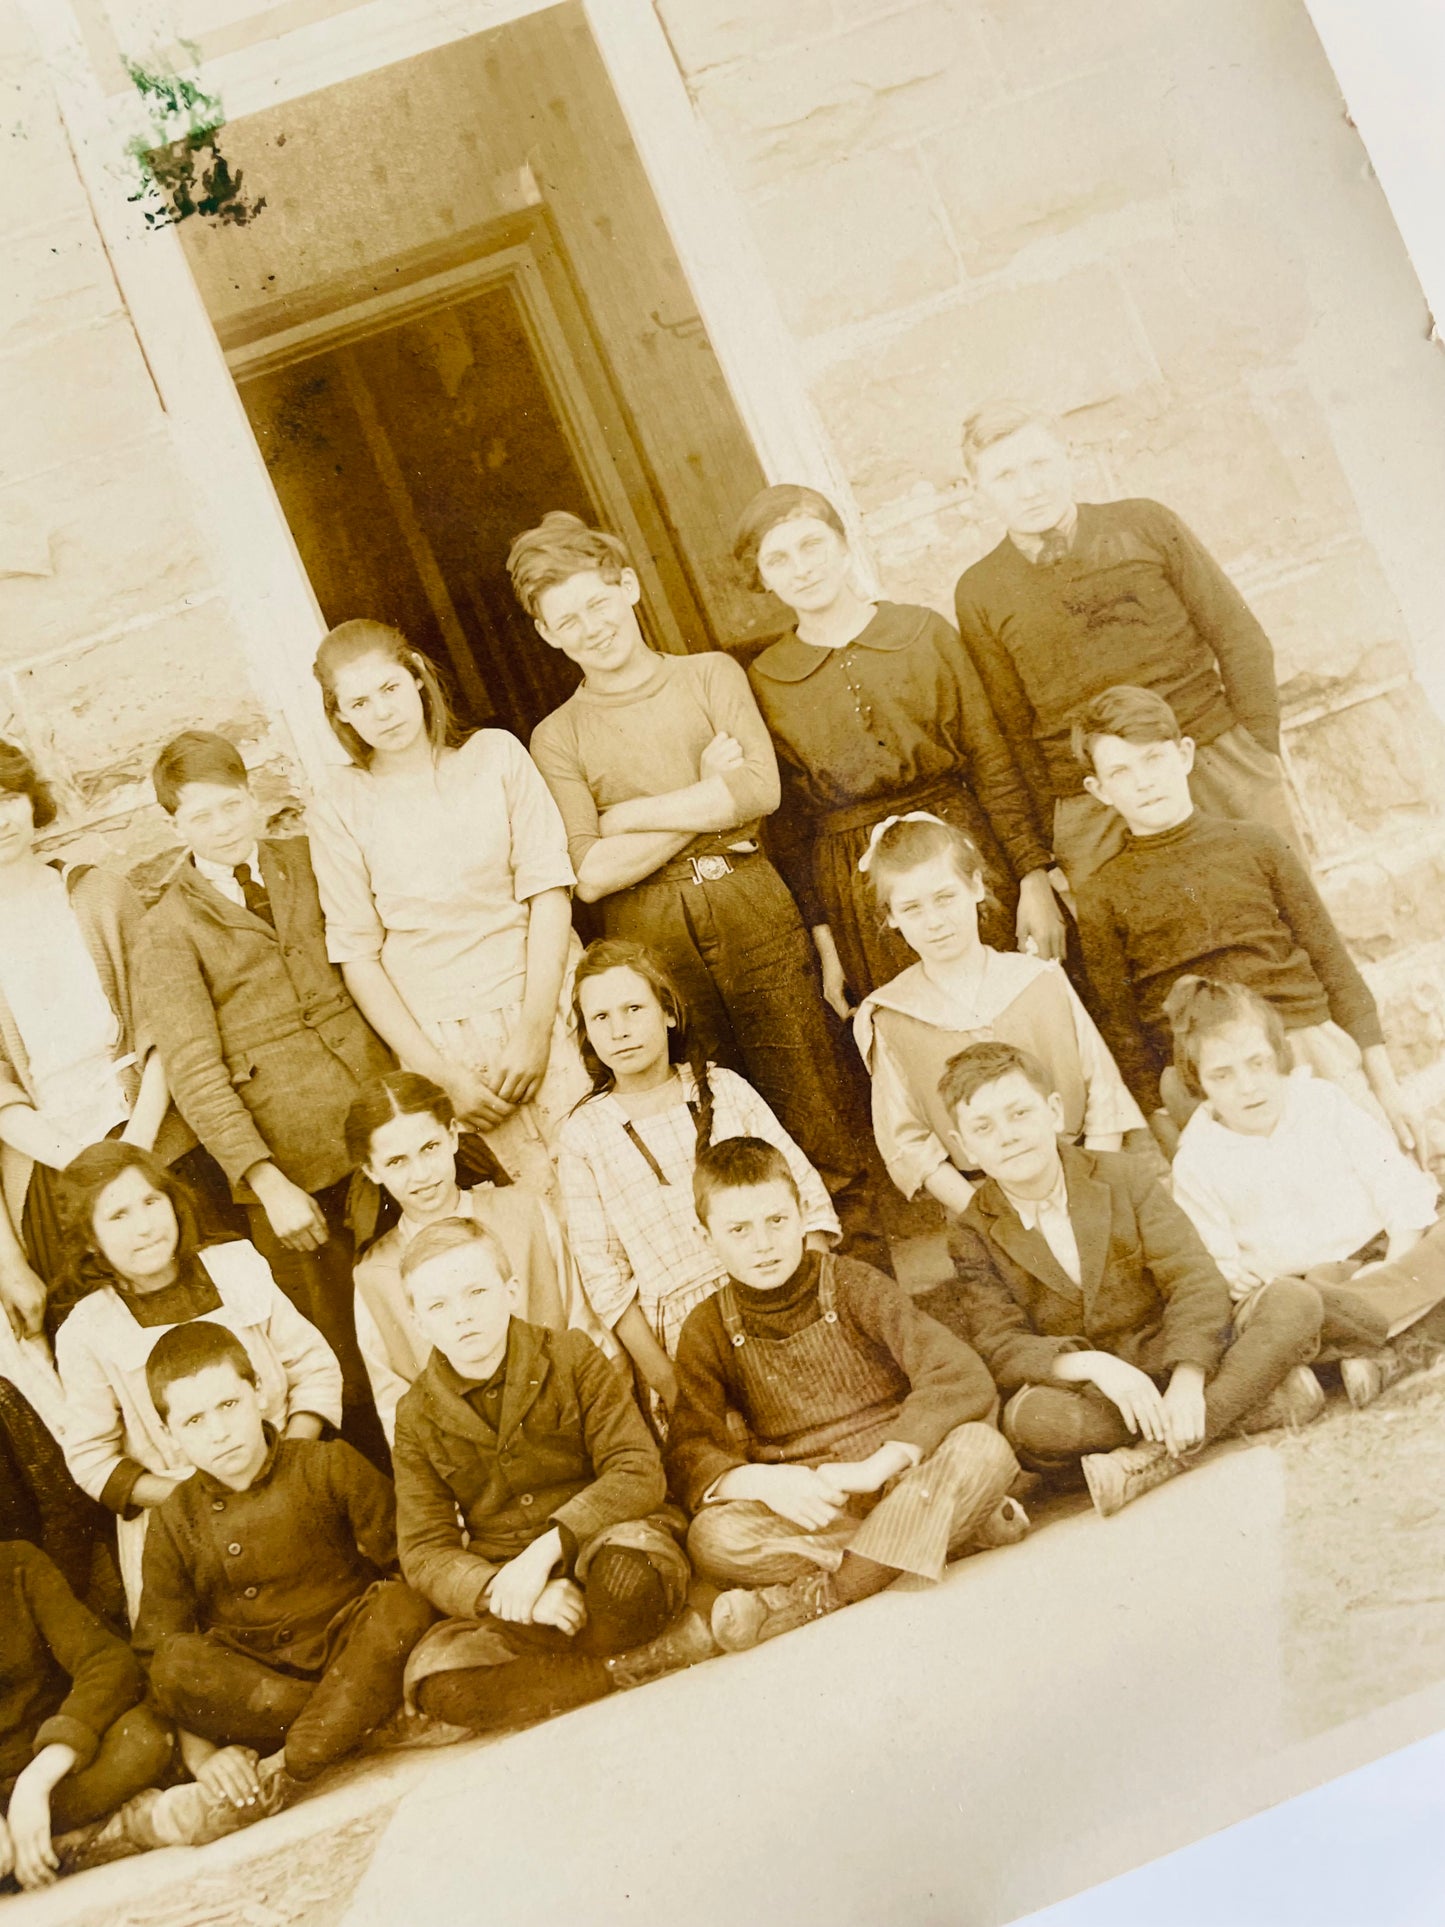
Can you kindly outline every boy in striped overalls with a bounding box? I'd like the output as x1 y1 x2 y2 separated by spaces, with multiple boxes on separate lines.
667 1138 1025 1652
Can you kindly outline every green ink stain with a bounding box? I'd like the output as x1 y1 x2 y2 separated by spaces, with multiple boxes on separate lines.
123 48 265 230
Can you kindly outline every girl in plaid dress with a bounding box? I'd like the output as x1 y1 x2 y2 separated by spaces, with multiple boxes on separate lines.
556 942 839 1424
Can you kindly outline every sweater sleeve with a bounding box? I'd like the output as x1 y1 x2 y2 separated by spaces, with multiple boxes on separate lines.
1075 876 1167 1111
1127 1158 1233 1373
1256 831 1382 1049
393 1403 500 1620
328 1440 400 1573
20 1545 143 1768
130 1500 200 1662
1154 504 1281 755
953 572 1058 827
529 712 604 877
835 1258 999 1453
547 1334 668 1544
698 654 782 824
1168 1140 1262 1297
936 618 1051 875
664 1300 750 1514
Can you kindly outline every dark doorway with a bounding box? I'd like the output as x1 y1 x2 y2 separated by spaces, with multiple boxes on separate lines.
180 5 775 746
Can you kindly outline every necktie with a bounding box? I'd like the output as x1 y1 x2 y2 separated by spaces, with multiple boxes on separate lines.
233 861 274 928
1034 528 1071 568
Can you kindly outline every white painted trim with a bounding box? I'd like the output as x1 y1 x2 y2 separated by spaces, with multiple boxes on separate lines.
21 0 871 790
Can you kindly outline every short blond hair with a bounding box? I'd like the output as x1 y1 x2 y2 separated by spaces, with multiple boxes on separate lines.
400 1216 514 1289
960 401 1062 476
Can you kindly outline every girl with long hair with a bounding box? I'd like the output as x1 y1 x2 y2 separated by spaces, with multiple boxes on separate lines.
346 1071 608 1445
556 940 838 1418
308 622 588 1206
53 1143 341 1613
734 485 1066 1015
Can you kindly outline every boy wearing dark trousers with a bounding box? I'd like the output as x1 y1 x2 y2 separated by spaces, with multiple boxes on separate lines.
669 1137 1023 1654
515 512 885 1267
952 402 1297 890
0 1543 172 1889
393 1217 715 1734
1069 685 1423 1161
924 1042 1324 1517
137 731 395 1464
133 1322 433 1802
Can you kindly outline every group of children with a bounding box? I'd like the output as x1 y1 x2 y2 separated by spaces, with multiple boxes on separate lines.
0 400 1441 1890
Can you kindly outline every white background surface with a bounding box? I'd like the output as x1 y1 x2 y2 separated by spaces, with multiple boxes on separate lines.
1029 9 1445 1920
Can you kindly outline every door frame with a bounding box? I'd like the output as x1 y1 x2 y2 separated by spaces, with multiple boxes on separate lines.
24 0 875 786
230 211 707 695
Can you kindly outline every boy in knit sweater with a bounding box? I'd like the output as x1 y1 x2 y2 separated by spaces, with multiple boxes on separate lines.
1070 685 1423 1162
952 403 1297 888
669 1137 1023 1653
515 511 881 1266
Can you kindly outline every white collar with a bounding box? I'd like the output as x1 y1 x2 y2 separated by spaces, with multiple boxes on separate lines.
1000 1160 1070 1230
194 846 261 888
398 1186 475 1243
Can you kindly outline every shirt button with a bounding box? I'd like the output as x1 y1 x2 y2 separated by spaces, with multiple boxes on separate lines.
519 1493 534 1507
243 1586 258 1599
211 1500 225 1513
228 1543 242 1556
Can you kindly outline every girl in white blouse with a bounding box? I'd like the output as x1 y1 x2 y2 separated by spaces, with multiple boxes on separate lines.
309 622 589 1205
54 1141 342 1613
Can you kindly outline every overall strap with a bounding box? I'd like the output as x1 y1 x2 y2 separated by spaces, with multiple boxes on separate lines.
620 1120 669 1186
716 1283 747 1348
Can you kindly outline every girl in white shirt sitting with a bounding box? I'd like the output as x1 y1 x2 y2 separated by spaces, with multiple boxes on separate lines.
1167 976 1444 1408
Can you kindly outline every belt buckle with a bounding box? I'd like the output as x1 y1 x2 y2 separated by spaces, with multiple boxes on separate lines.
689 854 732 884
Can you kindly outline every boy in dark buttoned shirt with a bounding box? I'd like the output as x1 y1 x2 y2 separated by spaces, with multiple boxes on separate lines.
923 1042 1323 1516
393 1216 714 1733
133 1322 433 1803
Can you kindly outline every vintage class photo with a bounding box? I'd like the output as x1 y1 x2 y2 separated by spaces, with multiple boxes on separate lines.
4 1 1445 1921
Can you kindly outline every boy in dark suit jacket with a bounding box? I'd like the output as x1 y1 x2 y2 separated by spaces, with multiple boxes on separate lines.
922 1042 1323 1515
136 732 394 1463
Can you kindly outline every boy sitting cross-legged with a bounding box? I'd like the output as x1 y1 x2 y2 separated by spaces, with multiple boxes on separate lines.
1070 685 1424 1163
924 1043 1325 1517
393 1218 716 1734
669 1137 1024 1654
131 1322 435 1810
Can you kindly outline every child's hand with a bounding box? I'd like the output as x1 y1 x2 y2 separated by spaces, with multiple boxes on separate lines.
1160 1365 1208 1458
488 1531 562 1624
1080 1354 1169 1444
824 1443 916 1497
756 1464 846 1531
1016 869 1069 964
196 1745 264 1810
445 1064 516 1131
531 1577 587 1636
699 731 746 780
5 1776 57 1890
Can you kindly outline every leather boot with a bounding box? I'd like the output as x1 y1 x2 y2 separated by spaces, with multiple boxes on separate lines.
711 1570 841 1653
604 1608 719 1691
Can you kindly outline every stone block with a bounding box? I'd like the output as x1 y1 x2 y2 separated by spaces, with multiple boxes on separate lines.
0 52 92 237
924 59 1175 275
692 2 994 187
0 315 163 487
1116 206 1313 394
970 0 1201 94
0 212 122 359
7 603 270 815
0 437 216 663
1323 849 1445 973
747 148 958 335
1286 686 1445 861
657 0 833 76
810 266 1155 510
1250 547 1410 696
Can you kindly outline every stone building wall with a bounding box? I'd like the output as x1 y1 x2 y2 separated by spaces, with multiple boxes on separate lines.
0 0 296 883
661 0 1445 1114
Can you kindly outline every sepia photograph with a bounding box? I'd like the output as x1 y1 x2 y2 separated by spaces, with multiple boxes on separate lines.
3 0 1445 1921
